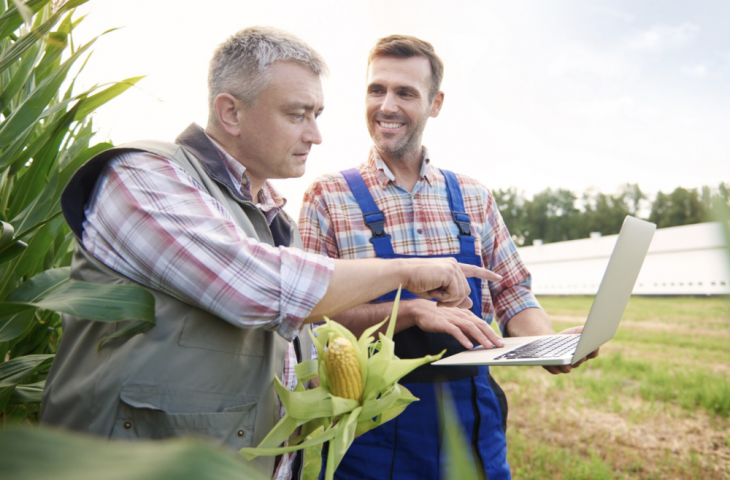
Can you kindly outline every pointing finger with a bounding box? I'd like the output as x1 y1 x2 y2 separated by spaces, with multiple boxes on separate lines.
459 264 502 283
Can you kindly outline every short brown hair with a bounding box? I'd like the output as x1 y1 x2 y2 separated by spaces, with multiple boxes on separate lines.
367 35 444 101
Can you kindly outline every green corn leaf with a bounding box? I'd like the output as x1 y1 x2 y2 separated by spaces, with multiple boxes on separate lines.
0 39 41 111
0 221 28 265
0 0 87 75
441 387 485 480
0 427 269 480
0 27 96 149
0 354 53 387
7 266 69 302
295 358 319 383
326 407 362 479
10 0 33 28
0 0 49 40
73 75 145 121
10 210 64 280
6 281 155 322
0 310 36 343
7 380 44 405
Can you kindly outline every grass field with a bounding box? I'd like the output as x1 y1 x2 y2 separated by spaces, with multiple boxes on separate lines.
491 296 730 480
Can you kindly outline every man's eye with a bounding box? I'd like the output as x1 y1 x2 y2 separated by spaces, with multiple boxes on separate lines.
292 114 304 120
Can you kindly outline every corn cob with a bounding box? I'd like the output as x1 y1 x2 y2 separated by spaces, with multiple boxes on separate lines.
326 336 363 402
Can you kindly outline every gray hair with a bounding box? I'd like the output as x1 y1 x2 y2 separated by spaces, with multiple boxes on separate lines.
208 26 328 120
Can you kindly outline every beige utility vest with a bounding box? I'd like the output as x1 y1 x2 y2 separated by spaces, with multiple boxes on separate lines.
41 124 312 477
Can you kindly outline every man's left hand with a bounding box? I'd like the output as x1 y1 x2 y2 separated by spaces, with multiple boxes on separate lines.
543 326 599 375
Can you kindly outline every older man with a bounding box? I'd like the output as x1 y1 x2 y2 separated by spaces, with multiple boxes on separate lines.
40 28 498 480
299 35 597 480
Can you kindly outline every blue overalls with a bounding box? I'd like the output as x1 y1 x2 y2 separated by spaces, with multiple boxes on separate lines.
320 168 511 480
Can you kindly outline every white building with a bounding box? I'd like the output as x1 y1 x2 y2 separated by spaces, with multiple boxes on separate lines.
518 222 730 296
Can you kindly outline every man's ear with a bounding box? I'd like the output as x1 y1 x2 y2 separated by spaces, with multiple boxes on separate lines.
430 91 444 118
214 93 241 136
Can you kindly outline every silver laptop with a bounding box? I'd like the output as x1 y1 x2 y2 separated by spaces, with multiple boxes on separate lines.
433 216 656 367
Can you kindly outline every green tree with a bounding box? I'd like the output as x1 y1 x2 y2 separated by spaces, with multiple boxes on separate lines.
649 187 705 228
492 186 526 245
0 0 154 424
521 188 579 245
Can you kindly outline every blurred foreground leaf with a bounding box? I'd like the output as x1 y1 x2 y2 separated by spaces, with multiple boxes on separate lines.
0 427 267 480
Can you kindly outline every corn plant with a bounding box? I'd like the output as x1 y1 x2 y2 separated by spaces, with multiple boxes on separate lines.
0 0 154 424
241 290 445 480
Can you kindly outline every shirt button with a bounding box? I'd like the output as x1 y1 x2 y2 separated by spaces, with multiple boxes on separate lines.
417 229 423 234
237 430 245 437
124 422 132 429
241 177 248 185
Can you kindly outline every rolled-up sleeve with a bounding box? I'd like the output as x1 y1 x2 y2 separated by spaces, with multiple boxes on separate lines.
480 190 541 335
82 152 334 341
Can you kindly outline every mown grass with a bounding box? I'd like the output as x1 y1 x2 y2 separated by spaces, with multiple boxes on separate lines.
492 295 730 479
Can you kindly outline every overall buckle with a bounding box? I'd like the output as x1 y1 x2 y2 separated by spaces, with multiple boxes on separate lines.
452 211 472 236
363 211 389 238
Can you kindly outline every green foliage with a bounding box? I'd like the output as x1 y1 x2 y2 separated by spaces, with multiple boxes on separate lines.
494 183 729 246
0 426 269 480
0 0 153 423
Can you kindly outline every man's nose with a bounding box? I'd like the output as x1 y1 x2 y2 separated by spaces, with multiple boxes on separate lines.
304 120 323 145
380 91 399 115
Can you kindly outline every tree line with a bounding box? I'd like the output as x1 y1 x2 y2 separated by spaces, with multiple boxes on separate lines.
492 183 730 247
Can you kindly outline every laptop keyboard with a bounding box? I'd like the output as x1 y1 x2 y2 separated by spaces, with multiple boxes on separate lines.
494 335 581 360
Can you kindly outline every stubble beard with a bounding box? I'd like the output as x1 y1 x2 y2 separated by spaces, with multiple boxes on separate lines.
370 112 429 160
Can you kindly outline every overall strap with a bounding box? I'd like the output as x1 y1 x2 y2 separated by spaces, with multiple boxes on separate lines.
441 169 476 255
341 169 395 257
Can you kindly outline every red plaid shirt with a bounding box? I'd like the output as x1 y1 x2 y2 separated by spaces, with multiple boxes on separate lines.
298 147 539 333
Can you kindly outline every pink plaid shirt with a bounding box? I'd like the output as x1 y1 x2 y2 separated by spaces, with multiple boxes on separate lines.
81 140 333 480
299 147 539 333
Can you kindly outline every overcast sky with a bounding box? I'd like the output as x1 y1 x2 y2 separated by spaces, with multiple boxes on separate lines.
73 0 730 218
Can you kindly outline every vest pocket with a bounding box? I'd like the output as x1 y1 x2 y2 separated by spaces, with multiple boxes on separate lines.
178 308 265 356
111 388 258 449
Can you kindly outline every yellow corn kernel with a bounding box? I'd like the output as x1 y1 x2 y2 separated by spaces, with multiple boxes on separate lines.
326 336 363 402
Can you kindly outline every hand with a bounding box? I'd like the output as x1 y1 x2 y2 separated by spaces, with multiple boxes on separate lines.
543 326 600 375
399 258 502 308
407 299 505 350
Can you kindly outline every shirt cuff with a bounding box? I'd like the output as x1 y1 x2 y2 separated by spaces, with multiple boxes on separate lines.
275 247 335 341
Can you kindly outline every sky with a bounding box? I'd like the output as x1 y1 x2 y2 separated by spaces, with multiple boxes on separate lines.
72 0 730 218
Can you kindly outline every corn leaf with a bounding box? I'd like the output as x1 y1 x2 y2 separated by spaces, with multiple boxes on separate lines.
7 380 44 405
72 75 145 121
0 0 86 75
0 427 269 480
0 354 53 387
0 0 50 40
0 30 95 149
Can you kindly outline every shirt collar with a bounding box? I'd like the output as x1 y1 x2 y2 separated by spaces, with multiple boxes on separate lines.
367 146 435 188
205 133 286 218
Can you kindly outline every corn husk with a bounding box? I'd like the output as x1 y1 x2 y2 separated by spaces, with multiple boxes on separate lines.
239 288 444 479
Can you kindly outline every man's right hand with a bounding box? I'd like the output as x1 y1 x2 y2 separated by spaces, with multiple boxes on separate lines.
405 299 505 350
306 257 502 323
398 257 502 308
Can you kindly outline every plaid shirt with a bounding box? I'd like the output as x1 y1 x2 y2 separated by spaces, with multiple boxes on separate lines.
298 147 539 333
82 140 333 480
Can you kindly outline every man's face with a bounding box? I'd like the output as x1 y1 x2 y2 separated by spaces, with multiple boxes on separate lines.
365 56 442 159
235 61 324 182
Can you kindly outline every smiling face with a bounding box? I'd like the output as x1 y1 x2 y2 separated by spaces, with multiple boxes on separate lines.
366 56 443 162
232 61 324 184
